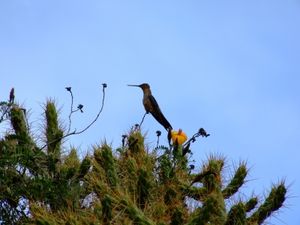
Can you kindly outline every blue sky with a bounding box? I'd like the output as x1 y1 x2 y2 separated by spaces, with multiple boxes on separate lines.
1 1 300 224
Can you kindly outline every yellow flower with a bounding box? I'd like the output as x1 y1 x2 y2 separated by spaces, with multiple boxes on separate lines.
171 129 187 145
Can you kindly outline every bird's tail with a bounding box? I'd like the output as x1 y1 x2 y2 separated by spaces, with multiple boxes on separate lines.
151 111 172 131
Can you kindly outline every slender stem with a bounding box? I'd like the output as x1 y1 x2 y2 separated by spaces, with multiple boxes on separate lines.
40 84 107 150
0 103 11 123
73 84 106 135
67 89 74 134
183 132 201 147
139 112 147 128
156 135 160 148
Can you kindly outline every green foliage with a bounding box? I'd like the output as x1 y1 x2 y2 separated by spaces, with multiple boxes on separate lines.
94 144 118 188
247 183 287 224
222 163 247 199
0 92 288 225
10 107 28 141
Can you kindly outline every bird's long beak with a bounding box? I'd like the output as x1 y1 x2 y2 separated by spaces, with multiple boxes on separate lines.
127 84 140 87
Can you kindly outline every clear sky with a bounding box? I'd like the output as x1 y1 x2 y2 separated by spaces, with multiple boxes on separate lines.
1 1 300 224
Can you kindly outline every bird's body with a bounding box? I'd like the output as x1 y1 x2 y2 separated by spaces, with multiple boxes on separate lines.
128 83 172 131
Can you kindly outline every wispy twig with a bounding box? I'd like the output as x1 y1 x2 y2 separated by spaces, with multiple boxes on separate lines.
40 83 107 150
65 87 73 134
72 83 107 135
183 128 210 148
139 112 147 128
0 88 16 124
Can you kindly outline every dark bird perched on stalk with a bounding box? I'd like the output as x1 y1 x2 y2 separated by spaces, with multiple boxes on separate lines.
128 83 173 131
9 88 15 104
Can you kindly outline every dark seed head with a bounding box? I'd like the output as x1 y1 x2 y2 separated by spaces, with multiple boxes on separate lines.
156 130 161 137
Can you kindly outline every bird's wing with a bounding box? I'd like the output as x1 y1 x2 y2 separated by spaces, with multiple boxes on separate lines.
148 95 173 131
148 95 162 113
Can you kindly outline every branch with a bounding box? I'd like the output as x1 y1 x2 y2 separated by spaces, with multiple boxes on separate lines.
183 128 210 148
0 88 15 124
40 83 107 150
139 112 147 128
0 102 11 124
71 83 107 135
65 87 74 134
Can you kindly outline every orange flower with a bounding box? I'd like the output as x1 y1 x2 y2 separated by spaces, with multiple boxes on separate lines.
171 129 187 145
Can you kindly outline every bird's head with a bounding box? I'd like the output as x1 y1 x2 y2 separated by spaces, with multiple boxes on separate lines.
128 83 150 91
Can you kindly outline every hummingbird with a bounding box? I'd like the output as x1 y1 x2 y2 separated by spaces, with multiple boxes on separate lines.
128 83 173 131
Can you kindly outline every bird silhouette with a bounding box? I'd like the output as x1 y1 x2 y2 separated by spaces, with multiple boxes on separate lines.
128 83 172 131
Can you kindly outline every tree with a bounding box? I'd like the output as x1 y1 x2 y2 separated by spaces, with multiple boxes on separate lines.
0 89 286 224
